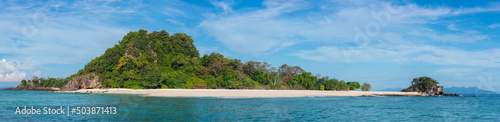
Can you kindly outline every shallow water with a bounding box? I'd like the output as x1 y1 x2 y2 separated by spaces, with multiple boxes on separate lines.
1 90 499 121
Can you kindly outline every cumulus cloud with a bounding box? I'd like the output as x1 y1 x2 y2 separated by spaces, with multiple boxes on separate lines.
0 59 27 82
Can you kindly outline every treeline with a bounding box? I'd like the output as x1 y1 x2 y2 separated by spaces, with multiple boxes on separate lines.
25 30 371 91
21 76 72 88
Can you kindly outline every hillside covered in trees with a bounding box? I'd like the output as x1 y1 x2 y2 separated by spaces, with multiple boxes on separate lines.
17 30 370 91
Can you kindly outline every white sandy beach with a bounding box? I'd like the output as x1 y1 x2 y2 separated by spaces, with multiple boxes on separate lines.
66 89 422 98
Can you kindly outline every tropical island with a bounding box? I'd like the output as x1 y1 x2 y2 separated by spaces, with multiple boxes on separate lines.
4 30 457 97
401 76 459 96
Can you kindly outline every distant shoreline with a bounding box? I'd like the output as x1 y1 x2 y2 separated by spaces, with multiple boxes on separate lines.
61 89 423 98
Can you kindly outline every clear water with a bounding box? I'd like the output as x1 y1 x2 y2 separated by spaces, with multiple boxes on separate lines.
1 90 499 121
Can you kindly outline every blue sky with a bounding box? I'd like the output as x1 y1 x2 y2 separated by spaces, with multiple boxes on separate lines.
1 0 500 92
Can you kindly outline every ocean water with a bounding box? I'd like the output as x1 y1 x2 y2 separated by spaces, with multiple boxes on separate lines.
1 89 499 121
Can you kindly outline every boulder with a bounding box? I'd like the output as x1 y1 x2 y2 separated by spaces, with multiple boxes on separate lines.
61 73 101 91
10 77 38 90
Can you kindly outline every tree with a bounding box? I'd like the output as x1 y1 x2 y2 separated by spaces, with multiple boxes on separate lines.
346 81 360 90
337 80 349 90
361 82 371 91
185 77 207 89
21 80 27 86
32 78 39 87
411 78 418 85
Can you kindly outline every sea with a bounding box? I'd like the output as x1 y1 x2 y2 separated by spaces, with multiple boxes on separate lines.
1 89 499 121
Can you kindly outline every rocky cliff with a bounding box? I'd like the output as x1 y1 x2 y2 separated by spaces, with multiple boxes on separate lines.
60 73 102 91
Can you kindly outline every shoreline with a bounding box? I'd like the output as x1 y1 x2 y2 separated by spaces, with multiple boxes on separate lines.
62 88 423 98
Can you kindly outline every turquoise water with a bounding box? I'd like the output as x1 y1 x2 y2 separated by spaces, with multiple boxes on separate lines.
1 90 499 121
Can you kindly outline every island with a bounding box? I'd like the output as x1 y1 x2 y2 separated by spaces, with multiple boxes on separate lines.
4 29 457 97
401 76 459 96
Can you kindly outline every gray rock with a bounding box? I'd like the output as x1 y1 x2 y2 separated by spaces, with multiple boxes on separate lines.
61 73 102 91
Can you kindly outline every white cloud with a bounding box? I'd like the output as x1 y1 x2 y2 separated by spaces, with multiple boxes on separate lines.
210 0 235 13
435 68 477 76
162 7 185 18
489 23 500 29
166 19 185 26
290 45 410 63
199 0 498 54
200 0 309 54
78 0 140 15
0 0 135 79
447 24 458 30
197 46 219 55
0 59 27 82
453 6 500 14
291 44 500 67
408 28 488 43
0 16 129 64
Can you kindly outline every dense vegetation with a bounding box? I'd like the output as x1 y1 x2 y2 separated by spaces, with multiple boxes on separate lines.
22 30 370 90
402 76 440 92
410 76 439 91
20 76 72 88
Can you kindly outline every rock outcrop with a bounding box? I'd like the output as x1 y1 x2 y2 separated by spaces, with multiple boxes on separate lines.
402 84 458 96
61 73 101 91
401 77 459 96
402 84 443 96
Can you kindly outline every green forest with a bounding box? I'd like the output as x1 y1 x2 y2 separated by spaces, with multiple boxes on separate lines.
23 30 371 91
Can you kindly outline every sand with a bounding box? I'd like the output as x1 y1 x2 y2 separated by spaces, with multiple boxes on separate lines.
65 88 422 98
